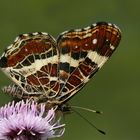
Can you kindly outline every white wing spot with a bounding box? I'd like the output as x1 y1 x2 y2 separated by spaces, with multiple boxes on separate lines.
23 34 28 37
14 37 19 42
74 29 82 32
83 33 92 38
32 32 39 36
25 48 28 52
7 44 13 49
108 23 112 26
41 32 48 35
74 46 78 49
92 39 97 44
84 26 91 30
110 45 115 50
92 23 97 27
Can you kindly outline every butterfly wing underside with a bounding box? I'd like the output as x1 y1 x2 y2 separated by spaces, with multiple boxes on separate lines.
57 22 121 104
0 22 121 106
0 32 60 98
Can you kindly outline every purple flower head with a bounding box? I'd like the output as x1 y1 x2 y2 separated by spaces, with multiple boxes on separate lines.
0 100 65 140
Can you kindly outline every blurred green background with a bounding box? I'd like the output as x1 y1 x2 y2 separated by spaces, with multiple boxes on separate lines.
0 0 139 140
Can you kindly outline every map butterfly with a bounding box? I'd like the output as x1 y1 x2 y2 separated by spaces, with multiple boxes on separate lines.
0 22 121 111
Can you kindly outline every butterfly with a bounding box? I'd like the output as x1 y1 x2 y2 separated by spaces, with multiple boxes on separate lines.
0 22 121 111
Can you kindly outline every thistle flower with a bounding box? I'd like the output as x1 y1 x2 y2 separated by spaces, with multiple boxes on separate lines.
0 100 65 140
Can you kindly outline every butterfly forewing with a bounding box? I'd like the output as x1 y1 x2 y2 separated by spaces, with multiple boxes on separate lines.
0 22 121 106
57 22 121 103
0 32 60 98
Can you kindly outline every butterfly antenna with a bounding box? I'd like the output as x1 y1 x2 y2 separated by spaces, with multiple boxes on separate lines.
71 105 103 114
71 107 106 135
